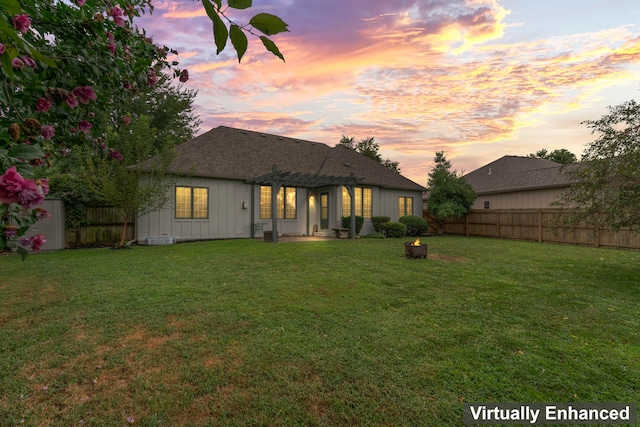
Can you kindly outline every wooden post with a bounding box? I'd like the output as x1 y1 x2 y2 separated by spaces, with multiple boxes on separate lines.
496 211 501 239
271 165 280 243
465 213 469 236
538 210 543 243
346 181 356 239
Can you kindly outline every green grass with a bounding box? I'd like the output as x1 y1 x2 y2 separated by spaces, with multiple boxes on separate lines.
0 236 639 426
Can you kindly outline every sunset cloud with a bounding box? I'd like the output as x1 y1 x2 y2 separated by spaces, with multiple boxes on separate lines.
137 0 640 183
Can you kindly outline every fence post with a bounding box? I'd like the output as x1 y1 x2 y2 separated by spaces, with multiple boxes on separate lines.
538 210 543 243
465 214 469 236
496 211 501 238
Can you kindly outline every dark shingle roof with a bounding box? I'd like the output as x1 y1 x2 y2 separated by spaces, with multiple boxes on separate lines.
148 126 425 191
463 155 574 194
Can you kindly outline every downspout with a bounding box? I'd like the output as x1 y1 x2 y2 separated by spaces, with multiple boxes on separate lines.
250 184 256 238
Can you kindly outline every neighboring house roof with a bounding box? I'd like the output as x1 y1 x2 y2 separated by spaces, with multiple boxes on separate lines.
143 126 425 191
462 155 574 195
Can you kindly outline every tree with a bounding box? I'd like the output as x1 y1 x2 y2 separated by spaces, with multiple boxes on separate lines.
554 99 640 233
0 0 286 255
117 75 201 146
337 136 401 173
50 75 200 247
87 115 178 247
0 0 185 255
528 148 577 164
426 152 476 233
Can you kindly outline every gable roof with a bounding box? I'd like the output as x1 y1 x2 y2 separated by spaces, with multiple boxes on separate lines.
462 155 574 195
149 126 425 191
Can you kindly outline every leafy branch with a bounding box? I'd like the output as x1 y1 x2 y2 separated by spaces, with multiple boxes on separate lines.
201 0 289 62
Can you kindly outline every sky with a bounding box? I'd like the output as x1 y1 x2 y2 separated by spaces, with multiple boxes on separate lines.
136 0 640 186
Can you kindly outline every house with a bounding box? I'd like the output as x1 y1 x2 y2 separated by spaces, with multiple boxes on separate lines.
136 126 425 243
461 156 574 210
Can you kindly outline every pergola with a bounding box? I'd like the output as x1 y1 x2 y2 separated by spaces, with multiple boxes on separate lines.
246 165 363 242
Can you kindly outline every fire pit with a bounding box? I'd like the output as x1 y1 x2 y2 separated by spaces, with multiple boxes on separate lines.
405 238 427 259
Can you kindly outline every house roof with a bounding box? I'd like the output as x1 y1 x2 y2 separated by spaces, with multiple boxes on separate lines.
144 126 425 191
462 155 574 195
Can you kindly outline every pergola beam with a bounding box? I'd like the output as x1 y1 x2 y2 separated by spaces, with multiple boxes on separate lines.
246 165 363 242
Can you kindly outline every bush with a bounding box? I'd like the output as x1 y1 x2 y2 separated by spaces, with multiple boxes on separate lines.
341 216 364 234
371 216 390 232
363 232 386 239
380 221 406 238
399 215 428 236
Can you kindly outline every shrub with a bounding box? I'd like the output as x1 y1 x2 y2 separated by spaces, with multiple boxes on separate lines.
371 216 390 232
381 221 406 238
363 232 386 239
399 215 428 236
341 216 364 234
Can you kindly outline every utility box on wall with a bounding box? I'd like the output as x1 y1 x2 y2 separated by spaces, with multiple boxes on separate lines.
25 199 66 251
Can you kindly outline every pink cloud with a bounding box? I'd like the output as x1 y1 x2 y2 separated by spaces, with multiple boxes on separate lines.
134 2 640 183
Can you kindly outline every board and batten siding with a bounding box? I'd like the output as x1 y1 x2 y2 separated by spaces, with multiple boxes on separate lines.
137 178 313 242
335 187 423 235
472 187 567 210
377 189 423 221
137 177 252 242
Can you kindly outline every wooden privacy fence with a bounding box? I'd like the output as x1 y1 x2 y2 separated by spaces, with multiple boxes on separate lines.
423 209 640 249
66 205 135 247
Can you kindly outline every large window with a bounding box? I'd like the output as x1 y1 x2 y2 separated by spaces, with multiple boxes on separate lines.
398 196 413 217
175 186 208 219
342 186 372 219
260 186 297 219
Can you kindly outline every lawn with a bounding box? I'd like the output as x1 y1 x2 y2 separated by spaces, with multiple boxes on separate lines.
0 236 638 426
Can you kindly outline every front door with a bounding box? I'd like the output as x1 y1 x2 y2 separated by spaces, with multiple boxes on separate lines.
320 192 329 229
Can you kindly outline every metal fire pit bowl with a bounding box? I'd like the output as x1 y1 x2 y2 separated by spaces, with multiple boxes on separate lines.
405 241 428 259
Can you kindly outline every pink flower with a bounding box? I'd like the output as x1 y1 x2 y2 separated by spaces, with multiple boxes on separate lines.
4 226 18 238
36 97 52 113
11 58 24 70
109 149 123 161
14 178 48 207
109 5 125 27
0 44 5 55
72 86 97 104
18 179 45 209
122 115 131 126
107 42 116 55
21 56 36 69
123 81 131 90
41 125 55 140
76 0 86 6
179 69 189 83
12 14 31 33
106 31 114 42
65 95 79 109
36 178 50 196
0 166 25 204
19 234 46 252
77 120 92 134
147 68 158 87
35 208 51 220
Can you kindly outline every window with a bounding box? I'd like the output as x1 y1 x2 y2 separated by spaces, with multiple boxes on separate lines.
484 201 490 209
342 186 372 219
398 196 413 217
175 186 208 219
260 186 297 219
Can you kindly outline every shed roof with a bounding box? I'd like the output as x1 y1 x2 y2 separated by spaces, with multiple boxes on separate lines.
143 126 425 191
463 156 574 195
